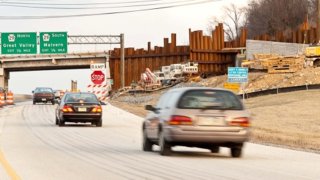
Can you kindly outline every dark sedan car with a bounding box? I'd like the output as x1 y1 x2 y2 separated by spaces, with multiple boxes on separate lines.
33 87 55 105
55 92 103 127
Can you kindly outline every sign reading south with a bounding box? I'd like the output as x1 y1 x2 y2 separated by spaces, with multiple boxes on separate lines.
40 32 68 54
1 32 37 54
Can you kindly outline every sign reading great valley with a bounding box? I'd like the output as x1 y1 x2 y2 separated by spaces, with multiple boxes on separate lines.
1 32 37 54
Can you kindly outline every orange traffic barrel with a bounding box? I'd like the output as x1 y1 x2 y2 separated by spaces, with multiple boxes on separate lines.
6 91 14 105
0 92 5 107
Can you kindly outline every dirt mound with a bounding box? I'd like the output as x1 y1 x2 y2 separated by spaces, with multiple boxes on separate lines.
198 67 320 93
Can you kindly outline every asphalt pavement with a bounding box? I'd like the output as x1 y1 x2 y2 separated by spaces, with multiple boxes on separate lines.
0 102 319 180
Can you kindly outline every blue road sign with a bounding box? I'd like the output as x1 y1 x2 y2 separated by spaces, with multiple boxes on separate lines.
228 67 248 83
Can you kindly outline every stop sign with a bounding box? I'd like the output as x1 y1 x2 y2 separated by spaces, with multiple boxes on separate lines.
91 71 105 85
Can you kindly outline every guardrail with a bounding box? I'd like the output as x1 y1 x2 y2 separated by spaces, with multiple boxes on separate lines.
238 84 320 99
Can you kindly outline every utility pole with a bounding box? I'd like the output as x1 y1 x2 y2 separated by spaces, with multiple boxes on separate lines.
318 0 320 42
120 33 125 88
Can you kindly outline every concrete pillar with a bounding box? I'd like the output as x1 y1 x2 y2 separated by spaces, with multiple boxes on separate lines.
0 68 9 91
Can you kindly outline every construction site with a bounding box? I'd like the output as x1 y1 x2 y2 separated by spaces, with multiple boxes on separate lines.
109 22 320 153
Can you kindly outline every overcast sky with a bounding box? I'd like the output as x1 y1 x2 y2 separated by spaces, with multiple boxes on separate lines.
1 0 249 94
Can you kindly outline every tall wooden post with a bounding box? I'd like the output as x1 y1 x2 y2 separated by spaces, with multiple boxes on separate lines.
317 0 320 42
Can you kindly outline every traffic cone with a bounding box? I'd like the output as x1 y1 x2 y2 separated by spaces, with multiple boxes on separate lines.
6 91 14 105
0 92 5 107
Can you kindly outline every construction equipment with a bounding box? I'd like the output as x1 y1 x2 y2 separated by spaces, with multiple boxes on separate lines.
128 61 198 94
71 80 78 92
305 45 320 67
140 68 162 90
182 62 198 75
169 64 183 78
161 66 171 79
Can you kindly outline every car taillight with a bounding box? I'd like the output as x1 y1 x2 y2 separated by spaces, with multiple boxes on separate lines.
62 105 73 113
229 117 250 127
91 106 102 113
169 115 193 125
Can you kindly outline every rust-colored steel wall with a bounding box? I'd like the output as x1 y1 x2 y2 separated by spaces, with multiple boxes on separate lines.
252 26 318 44
109 24 243 90
189 23 238 75
109 33 190 89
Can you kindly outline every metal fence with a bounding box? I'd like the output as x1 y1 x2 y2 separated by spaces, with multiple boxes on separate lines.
239 84 320 99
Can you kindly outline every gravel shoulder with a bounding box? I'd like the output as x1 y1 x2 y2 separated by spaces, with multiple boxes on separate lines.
110 90 320 153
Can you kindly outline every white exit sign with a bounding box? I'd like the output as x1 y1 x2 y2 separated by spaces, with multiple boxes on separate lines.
90 63 105 71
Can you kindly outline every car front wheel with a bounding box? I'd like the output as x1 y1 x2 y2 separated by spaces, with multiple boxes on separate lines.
142 128 153 152
231 147 242 158
159 131 171 156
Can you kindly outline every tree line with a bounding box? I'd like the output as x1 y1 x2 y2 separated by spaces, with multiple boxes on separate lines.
208 0 317 40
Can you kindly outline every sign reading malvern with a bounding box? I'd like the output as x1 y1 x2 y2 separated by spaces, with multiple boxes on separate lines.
1 32 37 54
40 32 67 54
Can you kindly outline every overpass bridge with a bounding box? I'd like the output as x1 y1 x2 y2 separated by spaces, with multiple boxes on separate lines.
0 52 110 90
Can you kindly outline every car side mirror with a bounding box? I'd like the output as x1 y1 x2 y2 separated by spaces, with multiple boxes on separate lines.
145 105 158 113
100 101 106 105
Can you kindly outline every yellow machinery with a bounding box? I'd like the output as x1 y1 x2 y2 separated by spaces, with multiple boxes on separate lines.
305 46 320 67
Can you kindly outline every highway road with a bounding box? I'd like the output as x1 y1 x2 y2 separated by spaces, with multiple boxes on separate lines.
0 102 319 180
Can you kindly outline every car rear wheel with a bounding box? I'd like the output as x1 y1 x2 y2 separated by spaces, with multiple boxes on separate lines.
142 128 153 152
210 146 220 153
159 131 171 156
58 119 65 127
55 116 59 125
33 101 36 105
96 118 102 127
51 100 55 105
231 147 242 158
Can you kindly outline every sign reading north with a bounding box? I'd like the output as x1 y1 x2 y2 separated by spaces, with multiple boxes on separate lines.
40 32 67 54
1 32 37 54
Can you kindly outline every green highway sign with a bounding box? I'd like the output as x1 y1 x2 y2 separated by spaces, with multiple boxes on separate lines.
40 32 68 54
1 32 37 54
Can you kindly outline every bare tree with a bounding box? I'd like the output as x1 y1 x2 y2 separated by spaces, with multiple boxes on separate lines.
308 0 317 26
246 0 311 38
207 3 247 41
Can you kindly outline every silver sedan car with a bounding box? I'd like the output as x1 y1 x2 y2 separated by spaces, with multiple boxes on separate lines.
142 87 251 157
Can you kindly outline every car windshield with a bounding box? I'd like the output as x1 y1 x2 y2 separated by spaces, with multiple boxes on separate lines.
177 90 243 110
35 88 53 93
65 93 99 103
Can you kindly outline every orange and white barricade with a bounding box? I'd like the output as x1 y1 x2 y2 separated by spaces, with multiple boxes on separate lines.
6 91 14 105
0 92 5 107
87 84 110 102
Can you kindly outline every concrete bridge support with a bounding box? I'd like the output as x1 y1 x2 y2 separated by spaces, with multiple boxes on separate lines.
0 68 9 91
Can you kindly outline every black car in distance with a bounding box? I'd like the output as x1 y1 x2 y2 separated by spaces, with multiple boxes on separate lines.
55 92 103 127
